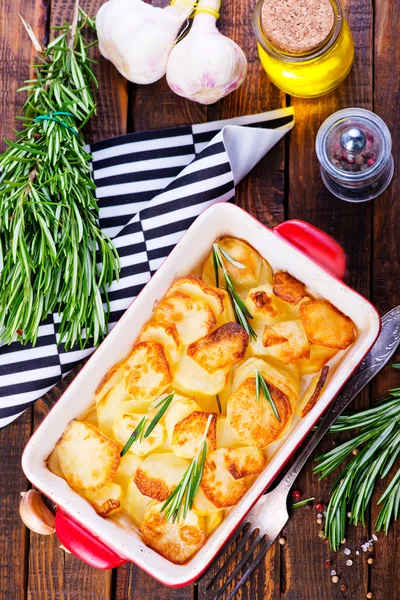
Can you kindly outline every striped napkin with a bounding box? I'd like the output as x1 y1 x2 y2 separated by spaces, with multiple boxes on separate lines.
0 107 294 429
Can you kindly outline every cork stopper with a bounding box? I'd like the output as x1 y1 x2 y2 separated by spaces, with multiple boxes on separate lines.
261 0 335 54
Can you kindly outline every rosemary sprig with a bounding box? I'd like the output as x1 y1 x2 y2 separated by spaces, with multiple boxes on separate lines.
120 392 175 457
255 370 281 422
292 497 315 508
314 388 400 549
212 243 256 340
161 414 213 523
0 9 120 350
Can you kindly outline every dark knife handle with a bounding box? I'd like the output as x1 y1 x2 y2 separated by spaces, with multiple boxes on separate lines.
278 307 400 492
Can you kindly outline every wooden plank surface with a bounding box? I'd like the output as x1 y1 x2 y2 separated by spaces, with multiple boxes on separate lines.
0 0 399 599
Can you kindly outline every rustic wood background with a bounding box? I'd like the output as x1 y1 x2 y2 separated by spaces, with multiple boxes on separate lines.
0 0 399 598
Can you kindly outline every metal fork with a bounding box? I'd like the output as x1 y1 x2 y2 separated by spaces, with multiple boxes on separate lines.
202 306 400 600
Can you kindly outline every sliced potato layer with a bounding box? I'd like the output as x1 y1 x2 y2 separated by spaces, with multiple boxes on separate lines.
202 237 272 290
164 396 200 443
187 323 248 374
124 341 171 404
97 380 130 436
139 320 181 364
112 411 165 457
166 275 225 316
123 479 154 528
273 272 307 305
261 320 310 364
95 362 124 405
173 353 229 398
57 421 120 491
298 344 338 375
134 453 189 501
141 503 205 564
300 300 356 349
227 376 292 448
296 366 330 417
201 447 264 508
85 483 123 517
154 292 216 345
172 411 217 459
113 454 142 492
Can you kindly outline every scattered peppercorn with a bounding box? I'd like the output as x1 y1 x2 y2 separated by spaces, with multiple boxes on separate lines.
329 127 378 173
279 537 286 545
316 502 323 511
317 518 323 524
367 558 374 565
292 490 301 500
325 560 331 567
366 593 373 599
341 584 348 592
332 575 339 584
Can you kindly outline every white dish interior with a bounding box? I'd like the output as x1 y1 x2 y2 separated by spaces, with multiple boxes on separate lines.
22 203 380 586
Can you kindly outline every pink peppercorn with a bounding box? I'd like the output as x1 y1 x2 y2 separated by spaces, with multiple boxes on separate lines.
367 158 375 166
293 490 301 500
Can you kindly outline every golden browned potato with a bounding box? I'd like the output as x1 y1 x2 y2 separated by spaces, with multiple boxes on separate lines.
245 283 292 328
113 454 142 492
296 366 330 417
85 483 123 517
273 272 307 305
202 237 272 290
111 411 165 457
216 290 236 327
261 320 310 364
123 479 155 528
193 486 223 516
124 341 171 404
154 292 216 345
57 421 120 491
173 353 229 398
97 380 130 436
138 320 181 364
172 412 217 459
227 376 292 448
205 511 224 536
201 447 265 508
298 344 338 375
141 503 205 564
164 396 201 443
166 275 225 316
134 453 190 501
300 300 356 349
95 361 125 405
186 323 248 374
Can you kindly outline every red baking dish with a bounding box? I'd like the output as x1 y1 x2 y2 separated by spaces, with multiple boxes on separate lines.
22 203 380 586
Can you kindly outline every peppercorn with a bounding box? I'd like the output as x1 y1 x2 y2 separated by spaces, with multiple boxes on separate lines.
366 593 373 599
341 584 347 592
292 490 301 500
316 502 323 511
325 560 331 567
317 518 323 524
279 537 286 545
367 558 374 565
332 575 339 584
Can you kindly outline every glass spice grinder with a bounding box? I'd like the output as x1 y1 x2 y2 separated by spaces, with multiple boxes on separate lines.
315 108 394 202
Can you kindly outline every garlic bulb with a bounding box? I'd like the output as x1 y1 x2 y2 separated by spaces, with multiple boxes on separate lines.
19 490 55 535
96 0 197 84
166 0 248 105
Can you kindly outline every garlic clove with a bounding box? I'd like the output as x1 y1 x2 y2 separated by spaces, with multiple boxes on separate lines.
19 490 56 535
96 0 197 85
166 0 248 105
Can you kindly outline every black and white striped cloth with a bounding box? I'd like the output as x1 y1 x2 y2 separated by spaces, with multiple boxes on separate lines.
0 107 294 429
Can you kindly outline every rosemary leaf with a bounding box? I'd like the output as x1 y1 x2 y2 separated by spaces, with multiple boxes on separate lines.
255 370 281 422
292 497 315 508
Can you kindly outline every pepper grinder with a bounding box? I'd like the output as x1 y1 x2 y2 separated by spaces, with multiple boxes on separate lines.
316 108 394 202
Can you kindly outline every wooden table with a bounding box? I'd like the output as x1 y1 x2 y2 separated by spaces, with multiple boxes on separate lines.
1 0 399 598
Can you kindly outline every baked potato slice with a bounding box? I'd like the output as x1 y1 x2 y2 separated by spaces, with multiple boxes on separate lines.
113 454 142 493
202 237 272 290
124 341 171 404
112 411 165 457
193 486 223 516
57 421 120 491
173 353 229 398
164 395 200 443
138 320 181 364
245 283 291 327
261 320 310 364
154 292 216 345
201 447 264 508
97 380 130 436
298 344 338 375
296 366 330 417
216 416 242 449
166 275 225 316
172 411 217 459
134 453 189 502
46 446 64 478
123 479 155 528
216 290 236 327
95 362 125 405
141 503 205 564
187 323 248 374
205 511 224 536
227 375 292 448
273 272 307 305
300 300 356 349
85 483 123 517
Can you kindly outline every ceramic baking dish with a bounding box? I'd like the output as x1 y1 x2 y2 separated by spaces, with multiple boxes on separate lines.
22 203 380 586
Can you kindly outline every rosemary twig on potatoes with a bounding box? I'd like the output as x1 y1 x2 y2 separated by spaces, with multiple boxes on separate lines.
255 370 281 422
314 386 400 550
120 392 175 457
212 243 256 340
0 8 120 349
161 414 213 523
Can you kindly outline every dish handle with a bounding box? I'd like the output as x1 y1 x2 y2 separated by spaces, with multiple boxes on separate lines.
273 219 346 280
56 508 128 569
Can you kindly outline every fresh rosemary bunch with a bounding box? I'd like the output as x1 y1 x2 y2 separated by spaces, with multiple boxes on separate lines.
212 243 256 340
120 392 175 457
161 414 213 523
0 8 120 350
314 387 400 550
255 369 280 421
